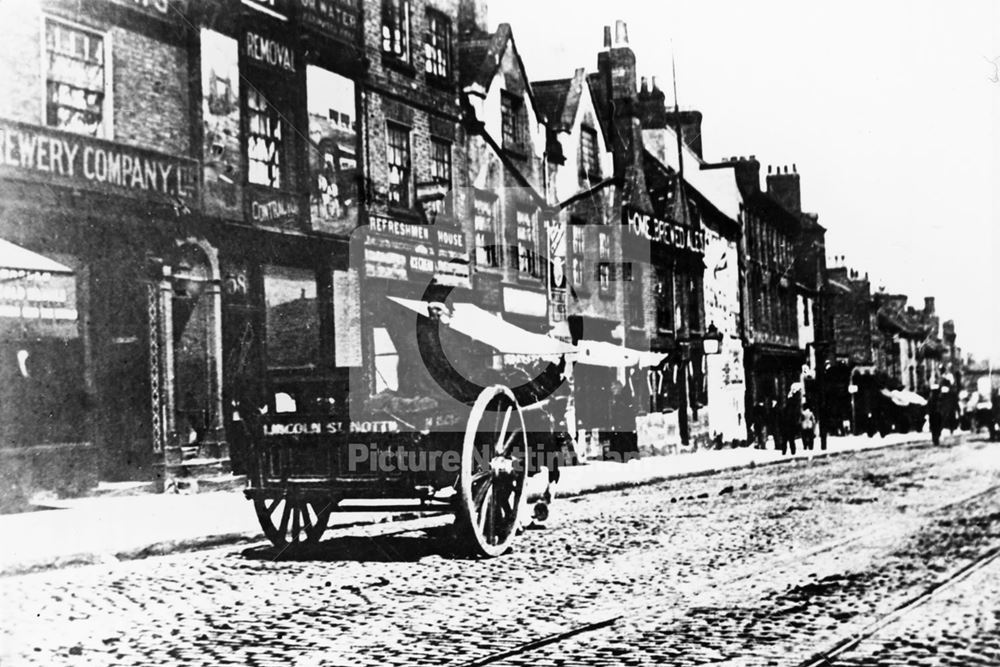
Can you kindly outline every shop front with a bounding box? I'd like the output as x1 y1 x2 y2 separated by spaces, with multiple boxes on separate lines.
0 241 93 508
0 117 202 489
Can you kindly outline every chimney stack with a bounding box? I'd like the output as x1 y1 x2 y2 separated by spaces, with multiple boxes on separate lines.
615 19 629 45
766 164 802 214
458 0 489 38
596 19 637 105
733 156 761 197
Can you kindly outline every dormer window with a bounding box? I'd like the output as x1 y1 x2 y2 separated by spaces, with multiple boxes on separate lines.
501 91 525 151
381 0 410 63
580 125 600 178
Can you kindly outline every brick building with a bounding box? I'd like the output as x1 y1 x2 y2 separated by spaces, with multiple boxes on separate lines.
641 105 746 447
725 156 804 430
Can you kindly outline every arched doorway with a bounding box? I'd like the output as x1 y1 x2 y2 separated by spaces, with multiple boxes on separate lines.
152 238 228 490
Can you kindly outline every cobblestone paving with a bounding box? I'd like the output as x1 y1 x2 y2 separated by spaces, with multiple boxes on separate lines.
1 437 998 666
828 549 1000 667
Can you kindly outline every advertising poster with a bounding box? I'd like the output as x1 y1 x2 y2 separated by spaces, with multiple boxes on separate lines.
307 66 359 236
201 30 242 219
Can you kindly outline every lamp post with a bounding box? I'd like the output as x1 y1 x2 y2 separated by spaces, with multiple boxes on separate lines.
675 322 724 449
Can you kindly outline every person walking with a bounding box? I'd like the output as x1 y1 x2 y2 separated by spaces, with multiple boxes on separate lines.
782 383 803 456
800 404 817 451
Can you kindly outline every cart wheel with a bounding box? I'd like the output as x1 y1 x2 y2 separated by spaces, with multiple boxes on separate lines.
454 385 529 557
253 495 332 547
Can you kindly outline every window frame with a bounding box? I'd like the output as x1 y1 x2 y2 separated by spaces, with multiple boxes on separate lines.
501 91 525 152
473 194 500 268
385 121 412 207
579 124 600 179
515 207 537 276
381 0 412 65
42 15 113 139
245 86 286 189
426 137 452 219
423 9 451 83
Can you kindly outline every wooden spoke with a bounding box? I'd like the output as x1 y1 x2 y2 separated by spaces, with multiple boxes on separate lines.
253 496 333 548
454 385 530 557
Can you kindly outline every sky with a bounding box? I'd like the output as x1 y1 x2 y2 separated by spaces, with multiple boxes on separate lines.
488 0 999 362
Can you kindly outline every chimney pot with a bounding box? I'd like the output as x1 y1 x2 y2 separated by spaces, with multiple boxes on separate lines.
603 26 612 48
768 165 773 174
640 76 648 92
651 75 659 90
793 163 797 173
615 20 628 45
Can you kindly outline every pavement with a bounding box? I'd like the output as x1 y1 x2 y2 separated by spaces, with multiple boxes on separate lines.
0 430 933 576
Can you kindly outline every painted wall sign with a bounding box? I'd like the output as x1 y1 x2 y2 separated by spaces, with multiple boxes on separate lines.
244 31 296 72
248 188 302 228
0 120 196 202
363 215 470 287
242 0 291 20
103 0 188 18
624 207 705 254
297 0 360 45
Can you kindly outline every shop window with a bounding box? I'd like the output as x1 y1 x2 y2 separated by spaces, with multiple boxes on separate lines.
381 0 411 63
45 18 109 137
501 91 525 151
373 327 399 393
386 122 411 206
263 266 318 369
424 10 450 81
247 88 283 188
580 125 600 178
474 195 498 267
424 138 452 220
516 208 536 276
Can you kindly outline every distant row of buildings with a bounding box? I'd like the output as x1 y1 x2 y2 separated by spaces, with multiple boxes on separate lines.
0 0 963 499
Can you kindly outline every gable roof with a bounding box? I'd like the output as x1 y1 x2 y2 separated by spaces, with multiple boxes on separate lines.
642 127 742 225
532 68 588 132
458 23 540 116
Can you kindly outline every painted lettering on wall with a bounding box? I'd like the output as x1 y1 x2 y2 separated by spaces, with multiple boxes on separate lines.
244 31 296 72
297 0 359 43
625 207 706 254
0 121 194 199
251 195 300 224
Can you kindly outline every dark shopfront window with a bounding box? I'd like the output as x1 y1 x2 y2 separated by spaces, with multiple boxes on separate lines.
263 265 319 370
0 260 86 446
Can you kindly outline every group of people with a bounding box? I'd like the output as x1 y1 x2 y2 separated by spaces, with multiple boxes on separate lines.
751 383 822 455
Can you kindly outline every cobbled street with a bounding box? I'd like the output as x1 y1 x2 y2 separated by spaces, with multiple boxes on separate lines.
3 436 999 667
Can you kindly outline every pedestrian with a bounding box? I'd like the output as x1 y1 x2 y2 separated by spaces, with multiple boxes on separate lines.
782 383 803 456
606 381 638 462
750 400 766 449
800 404 817 451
